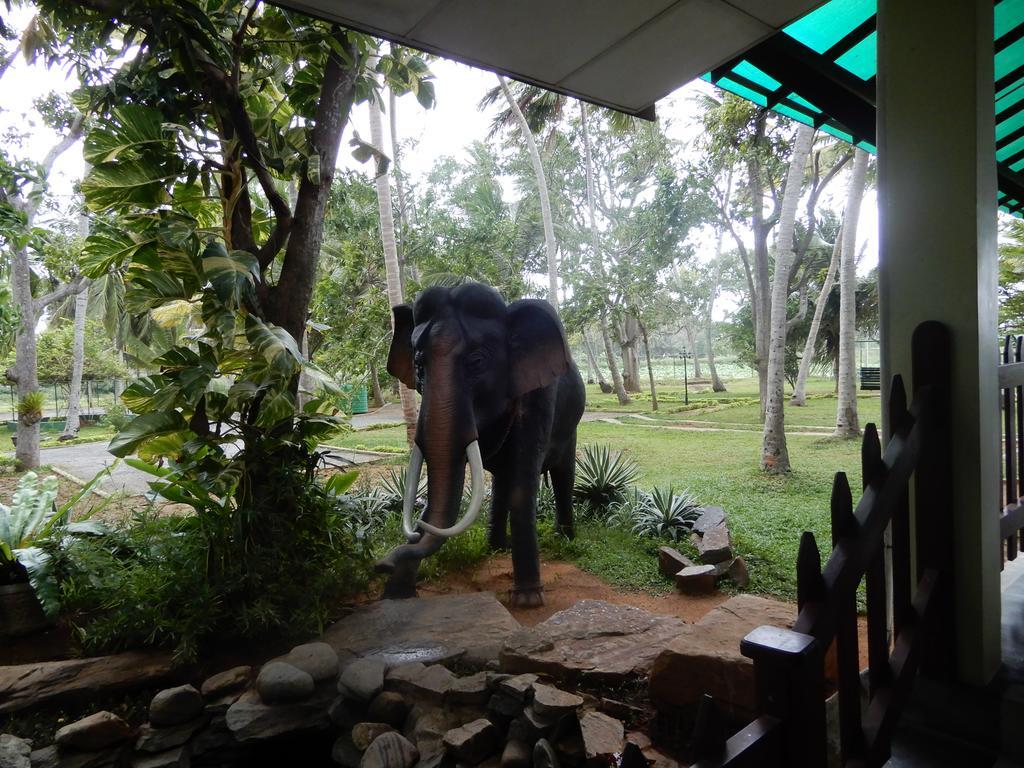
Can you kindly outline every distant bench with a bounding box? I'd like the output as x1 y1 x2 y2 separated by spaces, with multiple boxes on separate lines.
859 366 881 390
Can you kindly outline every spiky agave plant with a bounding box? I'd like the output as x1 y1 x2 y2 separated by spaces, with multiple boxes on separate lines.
630 486 702 542
573 445 640 518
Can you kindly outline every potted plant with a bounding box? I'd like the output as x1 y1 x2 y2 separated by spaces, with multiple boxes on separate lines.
0 470 112 638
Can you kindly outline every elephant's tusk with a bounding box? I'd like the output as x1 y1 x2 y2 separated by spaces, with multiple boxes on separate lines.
415 440 485 538
401 443 424 542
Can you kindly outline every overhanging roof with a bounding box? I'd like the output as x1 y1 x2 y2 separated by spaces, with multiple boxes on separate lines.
276 0 827 119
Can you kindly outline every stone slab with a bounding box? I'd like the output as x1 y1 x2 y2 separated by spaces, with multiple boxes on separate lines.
648 594 795 717
225 687 333 741
0 652 177 715
500 600 687 686
695 523 732 565
692 507 726 535
322 594 521 668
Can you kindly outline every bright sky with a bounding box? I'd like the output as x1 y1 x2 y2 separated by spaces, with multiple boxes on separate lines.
0 10 881 318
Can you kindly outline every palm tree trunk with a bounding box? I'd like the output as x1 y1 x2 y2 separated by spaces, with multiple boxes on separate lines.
499 75 558 307
792 227 842 406
389 86 416 286
61 284 89 438
639 318 658 411
834 148 870 437
761 123 814 473
369 92 418 445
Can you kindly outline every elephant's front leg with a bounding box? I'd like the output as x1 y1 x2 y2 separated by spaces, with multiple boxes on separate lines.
508 473 544 608
488 471 510 551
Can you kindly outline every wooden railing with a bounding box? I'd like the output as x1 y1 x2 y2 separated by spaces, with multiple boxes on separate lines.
690 321 954 768
999 334 1024 565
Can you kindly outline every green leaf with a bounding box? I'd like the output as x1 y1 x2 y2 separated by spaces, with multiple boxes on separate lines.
82 161 175 212
83 105 168 165
245 316 303 377
202 243 259 308
325 471 358 496
108 411 189 457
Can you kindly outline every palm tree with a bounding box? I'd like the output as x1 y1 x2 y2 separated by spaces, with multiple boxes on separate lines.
497 75 559 307
834 148 870 437
369 90 418 445
761 123 815 473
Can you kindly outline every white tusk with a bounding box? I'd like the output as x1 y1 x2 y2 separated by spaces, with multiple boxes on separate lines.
402 444 424 542
416 440 485 538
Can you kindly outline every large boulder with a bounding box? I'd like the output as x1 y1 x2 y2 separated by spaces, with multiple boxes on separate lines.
0 734 31 768
55 711 132 751
501 600 686 686
648 594 795 717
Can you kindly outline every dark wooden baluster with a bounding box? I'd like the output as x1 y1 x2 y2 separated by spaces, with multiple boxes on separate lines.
885 378 912 637
830 472 865 761
861 423 893 695
690 694 726 761
1017 335 1024 555
1005 336 1018 561
797 531 825 614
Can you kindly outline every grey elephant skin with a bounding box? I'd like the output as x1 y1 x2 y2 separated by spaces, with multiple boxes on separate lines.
375 282 585 607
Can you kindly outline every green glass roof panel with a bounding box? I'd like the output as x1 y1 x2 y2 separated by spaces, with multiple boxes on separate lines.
715 78 768 108
788 93 822 113
997 139 1024 162
995 43 1024 82
774 103 817 125
997 110 1024 141
732 61 782 92
997 0 1024 38
784 0 875 55
834 31 876 80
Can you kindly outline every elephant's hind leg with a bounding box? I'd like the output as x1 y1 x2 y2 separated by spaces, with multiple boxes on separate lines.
549 435 577 540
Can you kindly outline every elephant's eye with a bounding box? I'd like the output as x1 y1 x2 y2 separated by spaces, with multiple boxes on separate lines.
466 350 489 376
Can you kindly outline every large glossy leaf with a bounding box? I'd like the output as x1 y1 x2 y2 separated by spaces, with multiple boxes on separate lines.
108 411 189 457
202 243 259 309
82 161 175 212
84 105 167 165
245 316 302 377
82 229 157 277
121 376 180 413
256 385 297 427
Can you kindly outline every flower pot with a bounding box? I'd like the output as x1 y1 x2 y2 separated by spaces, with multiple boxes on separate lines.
0 581 50 638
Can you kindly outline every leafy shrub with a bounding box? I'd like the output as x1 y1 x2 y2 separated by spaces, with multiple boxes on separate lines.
377 465 426 514
630 486 701 542
573 445 639 518
101 403 133 431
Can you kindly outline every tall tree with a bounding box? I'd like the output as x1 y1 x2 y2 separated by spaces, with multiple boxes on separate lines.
791 227 841 406
761 123 815 473
834 148 870 437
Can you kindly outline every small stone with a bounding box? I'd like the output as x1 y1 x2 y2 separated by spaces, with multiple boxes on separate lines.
131 746 187 768
201 666 252 699
696 523 733 565
500 739 531 768
353 723 395 752
257 661 315 704
341 657 388 702
579 712 624 765
657 547 694 579
286 642 340 683
531 685 583 719
443 719 499 765
367 691 409 728
675 565 717 595
693 506 726 535
497 674 537 702
360 731 418 768
0 734 31 768
333 734 362 768
55 711 132 751
150 685 204 727
446 672 490 706
134 716 207 753
728 556 750 588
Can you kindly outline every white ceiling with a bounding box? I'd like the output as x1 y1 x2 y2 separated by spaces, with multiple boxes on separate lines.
276 0 827 116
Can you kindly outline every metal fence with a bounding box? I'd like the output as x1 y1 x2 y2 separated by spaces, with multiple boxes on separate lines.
0 378 127 424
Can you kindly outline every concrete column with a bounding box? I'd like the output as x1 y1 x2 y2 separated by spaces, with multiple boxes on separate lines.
877 0 1000 684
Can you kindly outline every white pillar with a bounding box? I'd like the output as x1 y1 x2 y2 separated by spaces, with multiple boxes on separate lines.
878 0 1001 684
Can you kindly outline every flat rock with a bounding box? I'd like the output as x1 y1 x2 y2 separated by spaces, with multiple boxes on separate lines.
657 547 694 579
131 746 187 768
446 672 490 706
531 684 583 719
580 712 624 764
0 652 176 715
649 594 795 717
387 664 453 702
693 507 726 535
360 731 418 768
0 734 31 768
340 657 387 702
55 711 132 751
322 594 520 668
696 523 732 565
257 661 314 704
496 674 537 702
500 600 687 686
443 719 499 765
286 642 339 683
352 722 394 751
200 666 251 700
367 691 409 727
150 685 203 727
675 565 717 595
135 715 207 753
225 687 332 741
29 745 120 768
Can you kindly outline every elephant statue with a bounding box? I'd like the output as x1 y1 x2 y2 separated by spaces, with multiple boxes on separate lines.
375 282 585 607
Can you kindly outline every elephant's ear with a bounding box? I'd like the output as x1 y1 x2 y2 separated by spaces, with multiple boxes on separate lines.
387 304 416 389
507 299 571 398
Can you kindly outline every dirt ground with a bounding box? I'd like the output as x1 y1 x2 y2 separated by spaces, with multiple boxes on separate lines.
419 552 730 626
0 469 142 524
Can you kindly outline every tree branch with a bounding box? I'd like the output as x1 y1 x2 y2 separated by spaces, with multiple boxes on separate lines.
35 274 86 314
